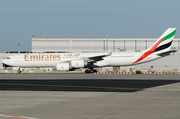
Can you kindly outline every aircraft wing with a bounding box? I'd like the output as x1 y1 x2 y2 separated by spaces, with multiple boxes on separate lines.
82 52 112 63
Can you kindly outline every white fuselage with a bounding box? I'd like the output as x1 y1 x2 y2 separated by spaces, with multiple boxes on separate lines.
2 52 161 68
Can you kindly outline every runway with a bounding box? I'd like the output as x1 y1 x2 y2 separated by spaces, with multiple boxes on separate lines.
0 74 180 119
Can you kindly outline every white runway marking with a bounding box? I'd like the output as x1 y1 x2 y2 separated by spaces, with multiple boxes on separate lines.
0 114 37 119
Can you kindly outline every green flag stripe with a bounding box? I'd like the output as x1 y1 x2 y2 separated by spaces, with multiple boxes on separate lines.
161 29 177 42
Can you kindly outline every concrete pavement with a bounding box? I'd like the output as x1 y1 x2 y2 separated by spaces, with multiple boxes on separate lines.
0 74 180 119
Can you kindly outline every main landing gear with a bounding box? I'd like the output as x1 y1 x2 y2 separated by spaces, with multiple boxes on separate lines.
17 68 21 74
85 69 97 73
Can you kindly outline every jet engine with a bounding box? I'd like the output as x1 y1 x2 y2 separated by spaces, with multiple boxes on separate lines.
56 63 71 71
71 60 87 68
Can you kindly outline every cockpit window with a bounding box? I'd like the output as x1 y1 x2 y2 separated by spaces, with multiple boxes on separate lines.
6 57 10 59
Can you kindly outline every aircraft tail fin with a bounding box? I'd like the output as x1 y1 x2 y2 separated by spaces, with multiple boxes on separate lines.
134 28 177 64
146 28 177 53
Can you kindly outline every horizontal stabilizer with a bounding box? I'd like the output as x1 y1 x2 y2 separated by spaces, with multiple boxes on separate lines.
156 50 177 57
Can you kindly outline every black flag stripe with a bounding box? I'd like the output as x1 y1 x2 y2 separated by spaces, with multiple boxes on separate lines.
153 41 172 53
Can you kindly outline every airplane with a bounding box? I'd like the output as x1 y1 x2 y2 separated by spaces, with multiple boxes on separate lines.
2 28 177 74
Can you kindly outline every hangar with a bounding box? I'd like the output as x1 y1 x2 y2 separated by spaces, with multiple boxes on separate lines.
1 37 180 72
32 37 179 52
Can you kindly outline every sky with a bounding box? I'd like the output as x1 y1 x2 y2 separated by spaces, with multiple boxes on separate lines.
0 0 180 52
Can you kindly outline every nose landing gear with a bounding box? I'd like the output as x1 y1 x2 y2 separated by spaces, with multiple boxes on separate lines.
17 68 21 74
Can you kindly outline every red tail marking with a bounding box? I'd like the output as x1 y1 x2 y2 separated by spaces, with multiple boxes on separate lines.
134 37 164 63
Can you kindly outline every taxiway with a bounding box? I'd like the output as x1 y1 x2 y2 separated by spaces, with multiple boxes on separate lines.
0 74 180 119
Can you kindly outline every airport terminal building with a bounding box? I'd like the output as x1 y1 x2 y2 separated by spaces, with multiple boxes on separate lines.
1 37 180 72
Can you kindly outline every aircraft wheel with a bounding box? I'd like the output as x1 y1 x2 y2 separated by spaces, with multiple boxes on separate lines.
17 68 21 74
85 69 90 73
90 69 94 73
85 69 97 73
17 70 21 74
93 69 97 73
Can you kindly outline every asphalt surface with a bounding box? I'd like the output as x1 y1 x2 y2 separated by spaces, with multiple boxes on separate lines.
0 73 180 79
0 79 179 92
0 74 180 119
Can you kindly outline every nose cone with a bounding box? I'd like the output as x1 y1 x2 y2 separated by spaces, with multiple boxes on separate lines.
2 59 12 67
2 60 7 67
